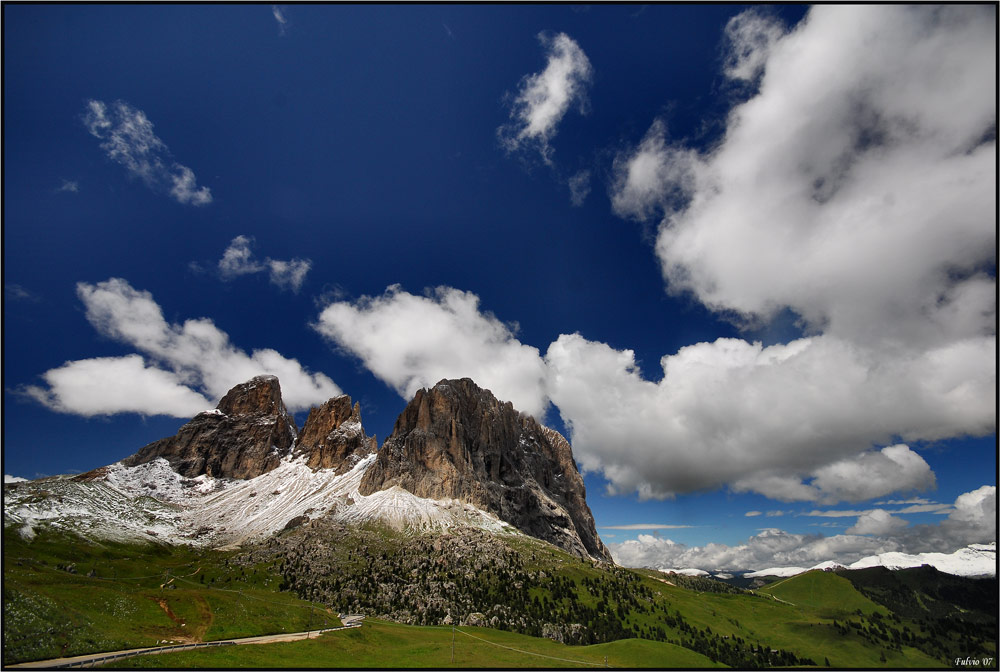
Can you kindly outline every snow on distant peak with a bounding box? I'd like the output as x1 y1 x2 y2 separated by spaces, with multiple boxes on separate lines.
745 566 808 578
848 544 996 577
660 568 710 577
742 544 997 579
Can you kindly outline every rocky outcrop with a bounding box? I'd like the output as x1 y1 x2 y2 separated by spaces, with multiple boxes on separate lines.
295 395 377 473
358 378 611 562
121 375 298 479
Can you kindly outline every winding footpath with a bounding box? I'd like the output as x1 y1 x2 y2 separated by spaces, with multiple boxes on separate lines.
6 615 365 669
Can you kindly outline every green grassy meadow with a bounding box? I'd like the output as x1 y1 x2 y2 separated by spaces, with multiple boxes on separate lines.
101 619 724 668
2 529 341 665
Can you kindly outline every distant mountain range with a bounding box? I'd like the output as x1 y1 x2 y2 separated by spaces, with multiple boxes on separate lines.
5 375 610 561
657 543 997 581
743 543 997 578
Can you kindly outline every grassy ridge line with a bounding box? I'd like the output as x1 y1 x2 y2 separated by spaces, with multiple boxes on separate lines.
759 570 889 615
100 619 725 668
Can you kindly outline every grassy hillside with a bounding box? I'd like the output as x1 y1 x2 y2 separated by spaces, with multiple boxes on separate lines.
4 524 982 668
836 566 998 664
2 529 340 665
247 521 953 668
101 619 724 668
628 569 943 669
759 570 888 616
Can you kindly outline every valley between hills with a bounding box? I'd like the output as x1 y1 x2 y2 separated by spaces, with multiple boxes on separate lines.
3 376 997 669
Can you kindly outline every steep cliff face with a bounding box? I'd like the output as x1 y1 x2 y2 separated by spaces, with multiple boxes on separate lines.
121 375 298 480
295 395 377 473
358 378 611 562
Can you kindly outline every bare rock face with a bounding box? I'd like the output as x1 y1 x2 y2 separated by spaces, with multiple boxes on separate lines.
295 395 377 473
359 378 612 562
121 375 298 479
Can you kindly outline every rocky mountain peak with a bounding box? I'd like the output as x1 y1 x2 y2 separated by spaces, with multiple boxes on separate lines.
216 375 287 418
359 378 612 562
121 375 298 480
296 394 377 473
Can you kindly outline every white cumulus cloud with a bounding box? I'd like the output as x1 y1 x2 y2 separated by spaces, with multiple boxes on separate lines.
217 235 312 292
612 528 889 573
24 355 212 418
267 259 312 293
83 100 213 206
313 285 549 419
594 4 995 502
610 118 698 222
311 279 992 504
25 278 339 416
612 5 996 350
219 235 264 278
498 32 593 163
544 333 993 501
610 486 995 571
732 445 937 505
721 8 785 82
846 509 910 536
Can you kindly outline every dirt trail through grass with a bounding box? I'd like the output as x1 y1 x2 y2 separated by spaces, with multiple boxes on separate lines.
193 595 213 642
147 595 213 644
149 598 196 643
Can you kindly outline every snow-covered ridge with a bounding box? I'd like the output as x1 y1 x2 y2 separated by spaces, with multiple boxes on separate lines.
4 454 516 548
847 543 996 577
746 543 996 579
745 566 809 578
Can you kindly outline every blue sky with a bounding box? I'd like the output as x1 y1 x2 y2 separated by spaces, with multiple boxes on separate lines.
3 4 996 571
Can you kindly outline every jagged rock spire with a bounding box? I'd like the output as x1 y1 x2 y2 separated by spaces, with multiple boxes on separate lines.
359 378 612 562
296 395 377 473
121 375 298 480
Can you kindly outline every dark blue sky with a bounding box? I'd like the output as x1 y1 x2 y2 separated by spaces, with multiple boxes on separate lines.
4 4 995 567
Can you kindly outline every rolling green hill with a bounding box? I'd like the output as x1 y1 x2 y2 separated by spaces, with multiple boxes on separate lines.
759 569 888 616
836 566 998 664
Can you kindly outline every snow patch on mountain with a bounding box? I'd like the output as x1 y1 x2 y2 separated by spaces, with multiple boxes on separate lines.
3 454 517 548
4 474 185 544
337 484 514 534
